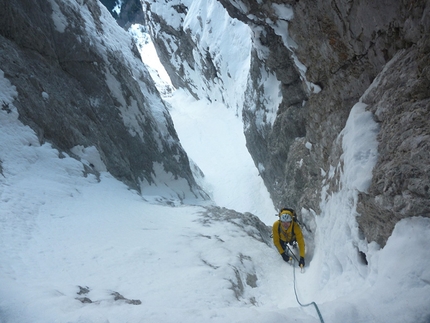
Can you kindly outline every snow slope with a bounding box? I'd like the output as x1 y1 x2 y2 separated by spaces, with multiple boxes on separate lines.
2 56 430 323
1 1 430 321
0 81 305 322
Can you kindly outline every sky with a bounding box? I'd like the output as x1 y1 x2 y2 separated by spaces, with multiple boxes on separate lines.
1 1 430 323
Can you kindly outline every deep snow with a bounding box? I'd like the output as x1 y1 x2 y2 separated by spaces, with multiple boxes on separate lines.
1 1 430 322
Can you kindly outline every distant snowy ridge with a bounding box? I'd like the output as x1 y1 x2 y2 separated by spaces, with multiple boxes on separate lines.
144 0 253 114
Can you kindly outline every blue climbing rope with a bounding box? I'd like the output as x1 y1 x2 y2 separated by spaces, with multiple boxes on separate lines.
286 245 325 323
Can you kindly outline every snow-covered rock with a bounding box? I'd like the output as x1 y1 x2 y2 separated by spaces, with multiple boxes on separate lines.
143 0 252 113
0 0 208 203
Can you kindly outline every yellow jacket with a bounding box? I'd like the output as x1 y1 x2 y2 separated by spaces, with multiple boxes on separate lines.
272 220 305 258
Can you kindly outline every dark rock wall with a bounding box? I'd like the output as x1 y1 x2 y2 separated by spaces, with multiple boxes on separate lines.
217 0 332 214
0 0 206 200
217 0 430 246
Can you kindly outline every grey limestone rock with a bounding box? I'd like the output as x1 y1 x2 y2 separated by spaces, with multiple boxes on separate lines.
216 0 430 246
0 0 207 202
357 44 430 246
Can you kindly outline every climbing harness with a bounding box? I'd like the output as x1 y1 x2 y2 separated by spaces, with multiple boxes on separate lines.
286 245 325 323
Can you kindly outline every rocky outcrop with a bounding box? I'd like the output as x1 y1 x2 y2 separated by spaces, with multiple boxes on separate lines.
217 0 430 246
0 0 207 202
357 45 430 246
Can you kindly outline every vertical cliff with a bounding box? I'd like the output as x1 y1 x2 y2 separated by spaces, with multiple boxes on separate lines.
218 0 430 246
0 0 207 202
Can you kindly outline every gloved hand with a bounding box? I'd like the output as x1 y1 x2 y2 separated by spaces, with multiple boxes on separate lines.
281 252 291 263
299 257 305 267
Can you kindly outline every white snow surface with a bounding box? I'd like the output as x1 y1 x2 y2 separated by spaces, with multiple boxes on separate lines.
1 3 430 323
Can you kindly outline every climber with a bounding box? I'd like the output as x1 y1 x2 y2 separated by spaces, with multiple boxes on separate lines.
272 208 305 268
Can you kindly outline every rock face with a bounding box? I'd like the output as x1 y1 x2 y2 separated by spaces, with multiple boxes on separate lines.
221 3 312 211
144 0 429 246
357 45 430 246
0 0 207 202
218 0 430 246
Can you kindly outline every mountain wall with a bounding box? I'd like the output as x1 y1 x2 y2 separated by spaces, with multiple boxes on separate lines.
0 0 207 202
143 0 429 247
217 0 430 247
